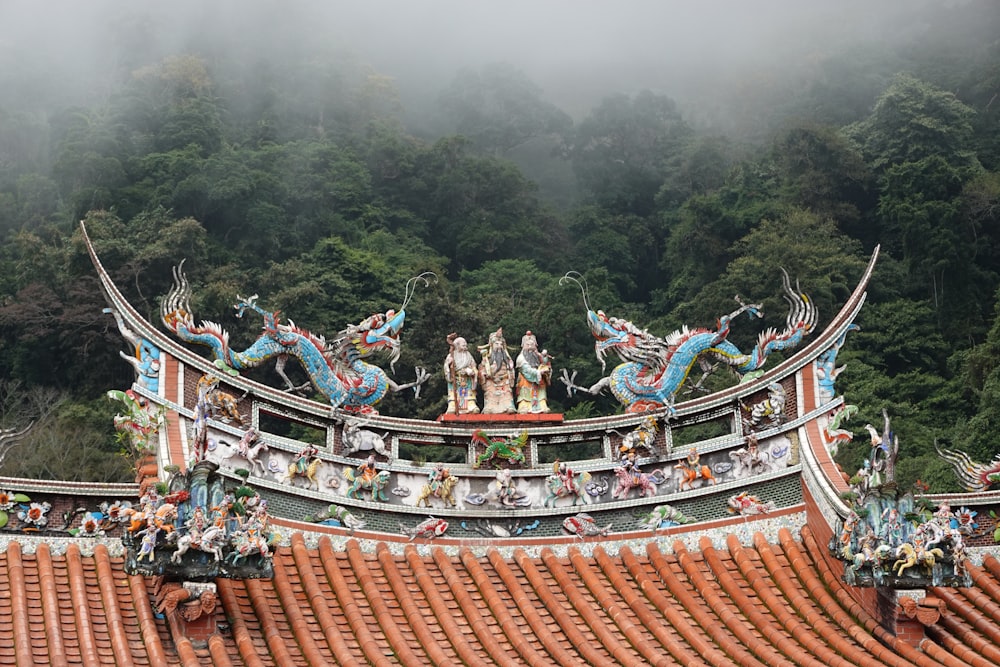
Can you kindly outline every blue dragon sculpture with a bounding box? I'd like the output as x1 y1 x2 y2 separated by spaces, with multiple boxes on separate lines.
161 262 433 413
559 270 817 413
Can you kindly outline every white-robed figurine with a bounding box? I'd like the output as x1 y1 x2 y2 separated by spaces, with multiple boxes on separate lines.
444 333 480 414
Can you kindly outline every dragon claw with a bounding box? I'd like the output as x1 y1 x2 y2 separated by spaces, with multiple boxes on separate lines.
559 369 578 396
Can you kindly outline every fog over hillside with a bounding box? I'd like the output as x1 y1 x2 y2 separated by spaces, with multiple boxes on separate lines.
0 0 956 123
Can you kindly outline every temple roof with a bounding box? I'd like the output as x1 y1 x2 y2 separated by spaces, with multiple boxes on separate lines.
2 223 987 664
3 526 999 666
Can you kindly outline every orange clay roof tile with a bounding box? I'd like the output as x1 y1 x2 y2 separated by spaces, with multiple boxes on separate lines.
934 585 1000 646
289 533 363 666
1 529 999 665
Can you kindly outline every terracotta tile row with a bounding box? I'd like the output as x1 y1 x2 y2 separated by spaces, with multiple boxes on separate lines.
0 528 999 665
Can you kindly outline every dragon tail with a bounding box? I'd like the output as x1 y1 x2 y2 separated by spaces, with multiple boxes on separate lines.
935 443 990 492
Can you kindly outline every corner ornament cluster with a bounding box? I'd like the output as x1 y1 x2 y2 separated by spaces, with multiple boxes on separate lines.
831 411 970 588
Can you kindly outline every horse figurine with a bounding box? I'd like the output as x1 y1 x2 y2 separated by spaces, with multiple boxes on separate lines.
344 468 391 502
215 428 269 476
237 428 269 476
893 542 945 577
170 525 226 563
543 468 592 507
612 465 661 500
127 503 178 534
415 474 459 508
674 451 717 491
843 534 892 585
471 430 528 468
283 457 323 490
227 531 271 565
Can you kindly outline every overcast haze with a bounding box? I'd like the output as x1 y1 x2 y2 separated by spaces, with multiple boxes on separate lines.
0 0 947 121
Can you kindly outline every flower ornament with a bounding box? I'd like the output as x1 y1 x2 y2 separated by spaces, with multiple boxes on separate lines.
0 491 32 529
954 507 979 533
0 490 15 511
78 512 105 537
101 500 133 524
18 501 52 528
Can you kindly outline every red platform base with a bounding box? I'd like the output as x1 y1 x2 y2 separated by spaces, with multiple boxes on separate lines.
437 413 564 424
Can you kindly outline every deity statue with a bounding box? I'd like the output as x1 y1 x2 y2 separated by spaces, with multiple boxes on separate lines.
427 462 451 494
619 450 640 481
515 330 552 414
555 460 578 496
355 454 378 484
478 328 516 414
495 467 518 506
293 443 320 475
444 333 480 415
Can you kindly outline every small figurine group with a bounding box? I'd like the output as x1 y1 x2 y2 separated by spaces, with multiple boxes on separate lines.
444 328 552 415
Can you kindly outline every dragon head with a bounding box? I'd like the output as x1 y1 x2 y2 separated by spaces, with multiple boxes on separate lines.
587 309 636 369
337 272 434 371
347 308 405 368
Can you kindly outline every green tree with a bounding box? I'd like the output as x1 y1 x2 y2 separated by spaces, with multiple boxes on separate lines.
875 155 992 335
770 123 874 237
848 73 979 173
659 193 749 307
954 285 1000 462
421 137 562 273
568 90 693 216
439 63 572 157
847 74 989 337
565 207 637 298
672 210 866 347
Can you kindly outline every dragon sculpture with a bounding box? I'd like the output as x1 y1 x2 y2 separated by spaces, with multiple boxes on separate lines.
558 270 817 413
935 443 1000 492
822 404 858 457
161 262 434 413
471 430 528 468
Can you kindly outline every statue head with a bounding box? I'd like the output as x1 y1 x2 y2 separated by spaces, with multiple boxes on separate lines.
489 328 506 349
522 331 538 351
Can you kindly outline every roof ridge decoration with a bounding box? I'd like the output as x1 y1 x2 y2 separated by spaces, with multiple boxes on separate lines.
160 260 435 414
830 410 971 588
122 460 277 579
558 268 817 414
83 219 894 544
936 442 1000 493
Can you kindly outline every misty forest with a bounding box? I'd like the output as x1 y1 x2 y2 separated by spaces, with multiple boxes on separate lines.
0 1 998 490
